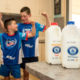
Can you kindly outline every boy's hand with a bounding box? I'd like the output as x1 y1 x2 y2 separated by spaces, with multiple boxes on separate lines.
41 12 48 18
30 21 35 26
27 21 36 38
41 12 50 28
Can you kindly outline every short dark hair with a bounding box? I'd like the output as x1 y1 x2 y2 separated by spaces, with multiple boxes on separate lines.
4 18 16 31
20 7 31 15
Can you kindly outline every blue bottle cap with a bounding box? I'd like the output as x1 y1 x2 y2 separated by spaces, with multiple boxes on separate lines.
67 21 75 25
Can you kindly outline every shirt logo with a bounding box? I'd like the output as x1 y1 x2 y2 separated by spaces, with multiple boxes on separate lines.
6 39 17 47
23 28 32 33
25 44 33 48
6 56 15 60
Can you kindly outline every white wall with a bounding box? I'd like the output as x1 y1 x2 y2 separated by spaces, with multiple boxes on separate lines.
72 0 80 27
0 0 27 13
72 0 80 14
0 0 54 24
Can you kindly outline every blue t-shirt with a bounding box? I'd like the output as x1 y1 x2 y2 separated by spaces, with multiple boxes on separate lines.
0 32 27 65
18 22 45 57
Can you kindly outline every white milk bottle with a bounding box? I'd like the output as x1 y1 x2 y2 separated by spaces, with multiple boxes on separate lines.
45 22 61 64
62 21 80 68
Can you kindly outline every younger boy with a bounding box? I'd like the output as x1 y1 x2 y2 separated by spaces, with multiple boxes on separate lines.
0 18 36 80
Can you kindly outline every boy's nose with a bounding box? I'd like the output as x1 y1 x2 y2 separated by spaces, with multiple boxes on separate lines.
21 17 24 20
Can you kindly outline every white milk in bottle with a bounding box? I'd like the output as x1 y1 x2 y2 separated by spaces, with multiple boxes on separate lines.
62 21 80 68
45 22 61 64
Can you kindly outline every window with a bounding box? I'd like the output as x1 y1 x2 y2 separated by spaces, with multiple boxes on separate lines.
72 14 80 28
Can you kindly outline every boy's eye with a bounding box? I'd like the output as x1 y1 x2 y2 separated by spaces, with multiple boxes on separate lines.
21 15 27 18
22 16 25 18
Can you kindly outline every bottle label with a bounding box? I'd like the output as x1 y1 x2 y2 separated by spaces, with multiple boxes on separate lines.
52 46 61 54
68 46 78 55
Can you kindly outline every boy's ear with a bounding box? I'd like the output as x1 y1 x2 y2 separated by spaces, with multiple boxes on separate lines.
8 25 11 29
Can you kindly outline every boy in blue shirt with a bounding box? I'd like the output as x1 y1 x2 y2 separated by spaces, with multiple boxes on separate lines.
18 7 50 80
0 18 36 80
0 6 50 80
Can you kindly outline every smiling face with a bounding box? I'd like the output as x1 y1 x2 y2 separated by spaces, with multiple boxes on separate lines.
20 7 31 23
4 18 18 32
20 11 31 23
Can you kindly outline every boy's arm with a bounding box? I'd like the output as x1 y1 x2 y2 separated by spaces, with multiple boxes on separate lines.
20 21 36 40
41 12 50 29
0 13 6 32
27 21 36 38
0 14 4 29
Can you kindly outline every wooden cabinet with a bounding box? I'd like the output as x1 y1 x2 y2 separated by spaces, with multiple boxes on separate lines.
39 32 45 62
